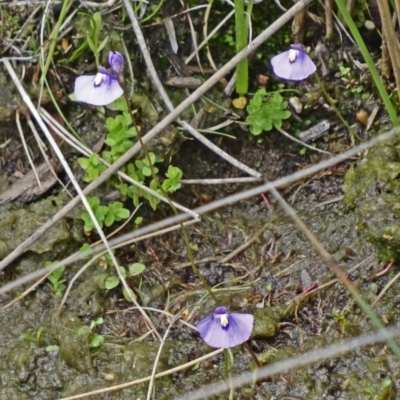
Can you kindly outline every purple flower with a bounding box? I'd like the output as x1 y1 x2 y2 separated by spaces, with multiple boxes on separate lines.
270 44 316 81
196 306 254 349
108 51 124 76
74 51 124 106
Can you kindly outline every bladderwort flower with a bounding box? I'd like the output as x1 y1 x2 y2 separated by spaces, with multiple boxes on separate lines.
270 44 316 81
74 51 124 106
196 306 254 349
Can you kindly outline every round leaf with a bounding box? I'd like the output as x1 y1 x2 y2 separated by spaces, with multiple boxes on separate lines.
128 262 146 277
105 275 120 289
122 286 137 302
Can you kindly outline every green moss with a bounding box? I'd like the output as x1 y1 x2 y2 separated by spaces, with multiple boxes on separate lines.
252 305 286 338
343 144 400 207
343 143 400 260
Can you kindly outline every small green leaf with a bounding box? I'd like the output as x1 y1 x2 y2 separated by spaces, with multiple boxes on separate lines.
92 12 102 31
246 89 291 136
191 362 200 371
21 333 36 342
104 212 115 227
105 138 117 147
106 96 128 112
105 275 120 289
123 286 137 302
89 333 104 348
128 262 146 276
381 379 392 389
36 327 43 340
86 35 96 53
46 345 59 352
78 158 90 169
135 217 143 225
142 166 151 176
47 265 64 282
95 317 104 325
116 208 130 219
97 36 109 53
79 243 92 258
119 266 127 278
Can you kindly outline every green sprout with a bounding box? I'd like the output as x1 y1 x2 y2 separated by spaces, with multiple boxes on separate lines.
21 327 43 343
162 165 182 193
100 262 146 302
78 153 107 182
46 262 67 298
81 197 130 232
86 12 109 67
89 317 105 348
246 90 291 135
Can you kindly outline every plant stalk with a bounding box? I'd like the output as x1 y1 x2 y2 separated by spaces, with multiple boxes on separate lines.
234 0 248 95
335 0 399 126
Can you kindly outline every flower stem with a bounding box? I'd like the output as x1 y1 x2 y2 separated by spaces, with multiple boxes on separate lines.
224 348 235 400
41 0 71 83
335 0 399 127
242 342 261 368
314 73 361 142
234 0 248 95
121 89 218 304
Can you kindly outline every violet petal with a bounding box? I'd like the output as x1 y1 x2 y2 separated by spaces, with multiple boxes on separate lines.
271 47 316 81
108 51 124 75
196 310 254 349
74 74 123 106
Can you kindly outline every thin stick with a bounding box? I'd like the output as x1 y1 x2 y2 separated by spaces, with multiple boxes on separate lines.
180 120 262 177
59 348 224 400
3 59 161 341
1 270 52 310
15 110 41 186
124 0 262 178
180 177 261 184
39 108 200 219
185 9 235 64
25 114 72 197
325 0 334 37
186 4 204 75
180 326 400 400
267 185 400 358
377 0 400 96
40 0 70 83
371 268 399 309
203 2 219 71
146 313 181 400
275 126 331 155
1 124 399 275
219 221 270 264
0 0 312 270
121 306 196 330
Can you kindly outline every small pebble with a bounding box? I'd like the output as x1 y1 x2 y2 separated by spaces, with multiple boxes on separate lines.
370 282 379 295
356 109 369 126
289 96 303 114
364 20 375 30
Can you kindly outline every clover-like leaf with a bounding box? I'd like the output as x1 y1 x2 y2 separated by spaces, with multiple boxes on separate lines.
246 90 291 136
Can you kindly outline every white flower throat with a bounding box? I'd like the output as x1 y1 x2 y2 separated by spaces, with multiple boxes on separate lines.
93 73 106 87
219 314 229 327
288 49 299 63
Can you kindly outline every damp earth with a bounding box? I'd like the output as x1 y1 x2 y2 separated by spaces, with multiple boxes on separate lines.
1 1 400 400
